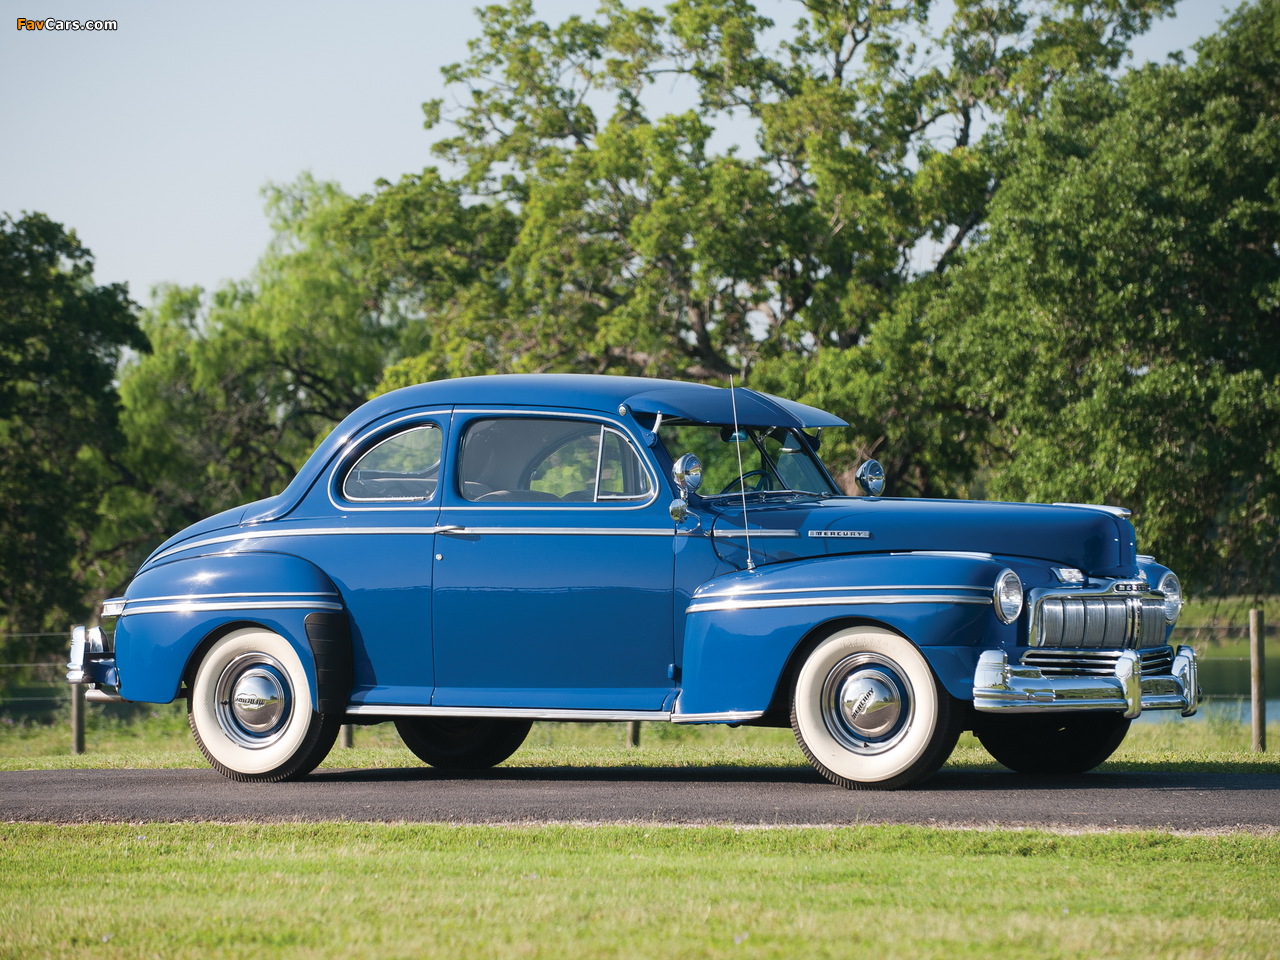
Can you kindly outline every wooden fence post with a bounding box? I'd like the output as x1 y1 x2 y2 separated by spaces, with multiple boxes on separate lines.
626 720 641 748
1250 609 1266 753
70 683 85 755
339 724 354 749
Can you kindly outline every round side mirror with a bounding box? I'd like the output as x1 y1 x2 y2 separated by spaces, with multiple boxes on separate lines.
855 459 885 497
672 453 703 498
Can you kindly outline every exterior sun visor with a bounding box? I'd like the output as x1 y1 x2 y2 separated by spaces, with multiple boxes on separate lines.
624 383 847 429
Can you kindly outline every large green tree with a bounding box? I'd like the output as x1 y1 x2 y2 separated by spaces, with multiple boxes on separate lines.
0 213 147 652
344 0 1174 479
917 0 1280 593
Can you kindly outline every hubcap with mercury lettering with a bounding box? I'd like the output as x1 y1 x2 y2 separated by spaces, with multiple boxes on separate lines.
820 653 914 754
214 653 293 749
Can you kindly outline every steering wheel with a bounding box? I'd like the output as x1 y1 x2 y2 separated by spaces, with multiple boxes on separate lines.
719 470 774 494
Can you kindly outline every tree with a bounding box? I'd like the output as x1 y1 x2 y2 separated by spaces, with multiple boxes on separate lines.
0 213 147 653
95 176 426 599
924 0 1280 592
343 0 1175 464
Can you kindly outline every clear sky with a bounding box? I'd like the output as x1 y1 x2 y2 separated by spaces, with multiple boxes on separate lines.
2 0 1239 308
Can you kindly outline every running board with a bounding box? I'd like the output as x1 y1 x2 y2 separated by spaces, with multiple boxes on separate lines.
344 704 764 724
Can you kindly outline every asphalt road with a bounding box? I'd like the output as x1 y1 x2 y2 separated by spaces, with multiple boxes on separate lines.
2 766 1278 831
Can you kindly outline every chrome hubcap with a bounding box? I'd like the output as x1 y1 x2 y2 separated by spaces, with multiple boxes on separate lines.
820 654 913 754
215 653 292 749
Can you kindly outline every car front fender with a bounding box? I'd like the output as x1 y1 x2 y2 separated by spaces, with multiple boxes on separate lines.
674 552 1019 720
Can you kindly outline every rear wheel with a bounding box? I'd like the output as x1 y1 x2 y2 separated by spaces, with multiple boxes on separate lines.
187 627 341 782
974 713 1131 774
791 627 960 790
395 716 532 769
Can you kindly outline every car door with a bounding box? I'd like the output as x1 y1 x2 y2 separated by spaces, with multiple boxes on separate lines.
296 414 446 707
431 410 677 713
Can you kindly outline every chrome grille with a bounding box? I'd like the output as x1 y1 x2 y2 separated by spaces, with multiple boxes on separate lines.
1035 596 1166 649
1022 647 1174 678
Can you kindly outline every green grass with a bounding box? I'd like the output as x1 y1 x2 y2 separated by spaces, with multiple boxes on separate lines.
2 704 1278 774
2 822 1277 959
4 708 1278 958
1180 595 1275 631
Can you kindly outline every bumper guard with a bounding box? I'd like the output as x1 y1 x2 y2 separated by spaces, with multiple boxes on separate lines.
67 625 121 700
973 645 1199 718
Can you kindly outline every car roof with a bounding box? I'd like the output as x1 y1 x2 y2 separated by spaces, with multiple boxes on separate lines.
355 374 847 430
238 375 846 524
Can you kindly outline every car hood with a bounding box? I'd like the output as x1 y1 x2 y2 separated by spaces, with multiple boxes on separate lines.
702 495 1137 576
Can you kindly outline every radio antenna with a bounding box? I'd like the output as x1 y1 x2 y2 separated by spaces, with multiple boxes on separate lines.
729 376 755 572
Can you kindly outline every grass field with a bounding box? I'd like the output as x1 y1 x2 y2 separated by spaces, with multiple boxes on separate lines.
2 822 1278 959
4 708 1278 958
2 701 1279 774
1180 595 1275 631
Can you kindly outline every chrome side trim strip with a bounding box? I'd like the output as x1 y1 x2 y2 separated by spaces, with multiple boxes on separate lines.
671 710 766 724
891 550 995 560
120 591 339 605
151 526 451 562
154 524 680 561
443 527 675 537
712 529 799 539
686 594 993 614
123 600 345 616
695 584 991 599
1053 502 1132 518
345 704 669 722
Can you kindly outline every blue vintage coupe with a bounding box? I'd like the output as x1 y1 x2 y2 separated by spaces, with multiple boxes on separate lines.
68 375 1199 788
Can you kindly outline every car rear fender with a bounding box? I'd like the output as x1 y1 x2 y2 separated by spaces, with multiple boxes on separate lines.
112 552 352 707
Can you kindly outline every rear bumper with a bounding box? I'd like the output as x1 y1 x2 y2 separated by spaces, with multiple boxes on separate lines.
67 625 121 700
973 645 1199 719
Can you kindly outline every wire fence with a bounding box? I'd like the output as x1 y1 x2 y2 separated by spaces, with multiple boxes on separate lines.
0 626 1272 711
0 625 1272 753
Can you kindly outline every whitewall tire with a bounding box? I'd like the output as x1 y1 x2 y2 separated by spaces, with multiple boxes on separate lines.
187 627 340 782
791 626 960 790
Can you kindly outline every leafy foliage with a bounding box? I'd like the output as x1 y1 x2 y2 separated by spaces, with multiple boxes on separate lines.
8 0 1278 636
99 176 428 597
0 214 146 648
355 0 1176 447
927 0 1280 592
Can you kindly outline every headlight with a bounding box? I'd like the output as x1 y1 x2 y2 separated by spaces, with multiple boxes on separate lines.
1158 572 1183 624
994 569 1024 624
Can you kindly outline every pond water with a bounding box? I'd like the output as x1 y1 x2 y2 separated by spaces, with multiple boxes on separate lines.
1135 697 1278 724
1135 651 1275 724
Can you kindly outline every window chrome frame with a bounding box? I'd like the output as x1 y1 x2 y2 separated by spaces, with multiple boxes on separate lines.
328 411 450 513
446 408 661 511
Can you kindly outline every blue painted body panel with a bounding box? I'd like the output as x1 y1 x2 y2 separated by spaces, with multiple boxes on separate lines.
676 553 1014 714
100 374 1180 725
113 552 341 704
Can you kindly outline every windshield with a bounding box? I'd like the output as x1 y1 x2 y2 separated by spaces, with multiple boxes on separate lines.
660 423 842 497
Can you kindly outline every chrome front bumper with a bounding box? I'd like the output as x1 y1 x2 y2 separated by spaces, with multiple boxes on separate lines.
973 645 1199 718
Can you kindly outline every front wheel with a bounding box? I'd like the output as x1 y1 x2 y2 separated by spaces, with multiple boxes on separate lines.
395 716 532 769
791 627 960 790
188 627 341 783
974 713 1131 774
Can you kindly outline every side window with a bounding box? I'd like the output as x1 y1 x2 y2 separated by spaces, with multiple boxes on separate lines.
599 428 654 500
458 418 653 503
341 424 441 502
